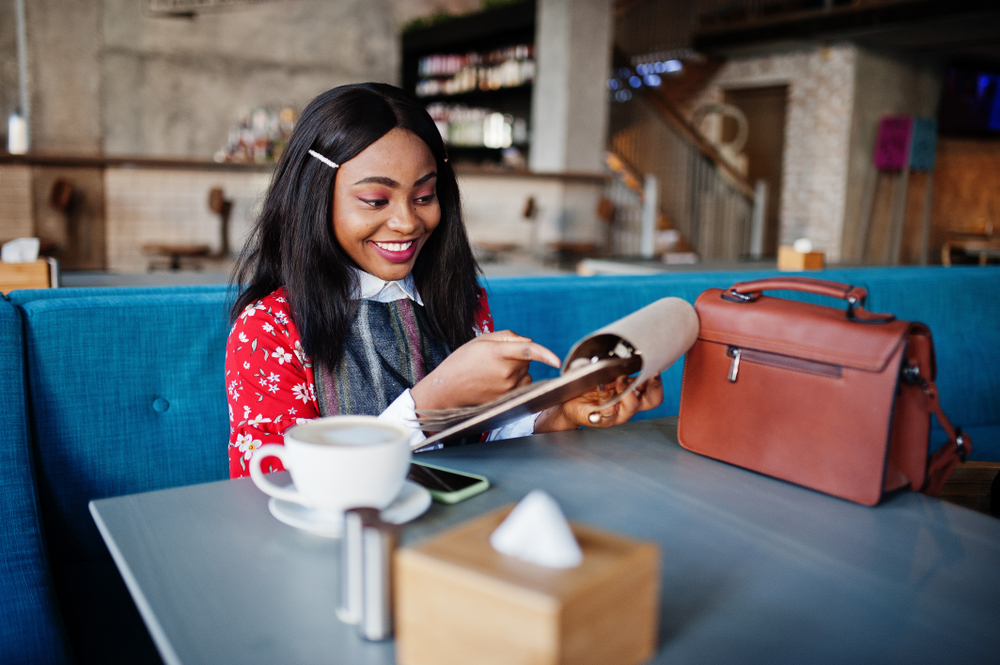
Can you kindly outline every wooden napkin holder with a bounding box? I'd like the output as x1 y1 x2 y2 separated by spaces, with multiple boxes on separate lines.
0 258 52 294
395 505 660 665
777 245 825 271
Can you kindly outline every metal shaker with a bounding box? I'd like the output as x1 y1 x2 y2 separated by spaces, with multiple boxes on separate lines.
336 509 365 626
336 507 399 641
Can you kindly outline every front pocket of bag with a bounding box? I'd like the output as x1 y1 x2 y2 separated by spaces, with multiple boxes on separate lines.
726 345 843 382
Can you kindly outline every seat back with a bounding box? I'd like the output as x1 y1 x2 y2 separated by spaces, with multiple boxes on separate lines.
6 283 229 306
21 287 233 663
0 298 71 665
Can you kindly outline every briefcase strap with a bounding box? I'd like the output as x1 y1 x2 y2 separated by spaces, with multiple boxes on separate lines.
918 377 972 496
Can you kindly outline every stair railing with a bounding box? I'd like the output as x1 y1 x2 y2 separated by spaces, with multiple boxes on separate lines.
608 90 756 261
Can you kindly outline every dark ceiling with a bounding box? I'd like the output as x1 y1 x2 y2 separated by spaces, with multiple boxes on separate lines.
693 0 1000 66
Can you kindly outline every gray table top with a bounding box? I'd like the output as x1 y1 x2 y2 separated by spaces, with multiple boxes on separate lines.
90 417 1000 665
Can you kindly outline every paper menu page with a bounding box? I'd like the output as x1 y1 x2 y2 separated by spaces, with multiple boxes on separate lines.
413 296 699 449
561 296 699 409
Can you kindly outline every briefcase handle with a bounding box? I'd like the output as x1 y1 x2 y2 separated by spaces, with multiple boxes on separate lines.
723 277 894 323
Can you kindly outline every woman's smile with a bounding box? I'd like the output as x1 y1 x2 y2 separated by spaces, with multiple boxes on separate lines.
370 239 418 262
332 127 440 282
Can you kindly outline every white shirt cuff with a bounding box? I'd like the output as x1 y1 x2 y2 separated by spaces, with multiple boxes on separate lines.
486 413 539 442
389 391 538 451
378 389 426 449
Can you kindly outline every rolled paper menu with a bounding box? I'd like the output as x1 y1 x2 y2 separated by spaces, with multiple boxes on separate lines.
561 296 699 410
414 297 699 448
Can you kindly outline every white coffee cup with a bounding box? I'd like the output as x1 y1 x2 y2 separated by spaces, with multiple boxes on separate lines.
249 416 411 515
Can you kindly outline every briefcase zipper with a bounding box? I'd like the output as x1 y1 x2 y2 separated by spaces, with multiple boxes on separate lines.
728 348 741 381
727 346 842 382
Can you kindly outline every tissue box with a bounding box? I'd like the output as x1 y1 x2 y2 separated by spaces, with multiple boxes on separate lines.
777 245 824 271
0 258 51 294
395 506 660 665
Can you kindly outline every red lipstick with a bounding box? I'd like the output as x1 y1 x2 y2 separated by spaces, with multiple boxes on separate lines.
370 239 419 263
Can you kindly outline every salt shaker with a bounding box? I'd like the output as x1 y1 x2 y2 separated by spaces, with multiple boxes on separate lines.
336 509 365 625
337 507 398 641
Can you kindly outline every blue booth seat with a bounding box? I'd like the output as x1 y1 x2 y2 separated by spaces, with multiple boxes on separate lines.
20 289 232 664
0 299 71 665
849 267 1000 458
5 283 231 307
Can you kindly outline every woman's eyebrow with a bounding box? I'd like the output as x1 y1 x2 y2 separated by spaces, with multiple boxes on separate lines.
352 176 398 187
350 172 436 187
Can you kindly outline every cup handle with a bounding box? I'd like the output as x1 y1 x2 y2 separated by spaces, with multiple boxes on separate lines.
249 444 307 506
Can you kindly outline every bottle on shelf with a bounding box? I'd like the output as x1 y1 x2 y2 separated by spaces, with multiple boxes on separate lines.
7 110 28 154
415 44 534 98
426 102 527 151
215 106 297 164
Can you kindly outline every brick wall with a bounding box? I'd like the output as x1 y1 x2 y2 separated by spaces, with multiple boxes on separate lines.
684 43 857 262
104 168 270 272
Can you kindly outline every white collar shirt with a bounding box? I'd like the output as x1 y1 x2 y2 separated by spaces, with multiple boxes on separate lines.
352 268 423 306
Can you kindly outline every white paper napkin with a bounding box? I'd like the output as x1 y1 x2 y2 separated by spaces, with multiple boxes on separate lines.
1 237 40 263
489 490 583 568
792 238 814 253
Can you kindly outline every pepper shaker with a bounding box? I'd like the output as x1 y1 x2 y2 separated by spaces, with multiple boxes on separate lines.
336 509 365 625
337 507 398 641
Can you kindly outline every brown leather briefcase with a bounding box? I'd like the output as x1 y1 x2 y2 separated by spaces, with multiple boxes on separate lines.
677 277 970 506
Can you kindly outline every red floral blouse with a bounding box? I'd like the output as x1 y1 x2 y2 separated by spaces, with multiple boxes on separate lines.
226 287 494 478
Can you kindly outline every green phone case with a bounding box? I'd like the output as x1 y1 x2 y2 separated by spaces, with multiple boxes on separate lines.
411 461 490 504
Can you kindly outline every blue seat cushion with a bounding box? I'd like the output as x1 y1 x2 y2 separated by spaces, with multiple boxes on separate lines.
0 299 71 665
6 283 230 307
23 291 232 564
22 291 233 664
853 267 1000 436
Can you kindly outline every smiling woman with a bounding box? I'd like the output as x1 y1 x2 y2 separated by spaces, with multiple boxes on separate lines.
332 128 441 282
224 83 662 479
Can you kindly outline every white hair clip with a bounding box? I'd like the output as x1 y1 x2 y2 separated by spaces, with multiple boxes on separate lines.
308 149 339 170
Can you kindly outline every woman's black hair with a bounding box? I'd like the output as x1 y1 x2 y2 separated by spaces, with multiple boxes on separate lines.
230 82 481 368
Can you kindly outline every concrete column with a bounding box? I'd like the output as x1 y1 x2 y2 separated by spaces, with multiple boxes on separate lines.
530 0 613 173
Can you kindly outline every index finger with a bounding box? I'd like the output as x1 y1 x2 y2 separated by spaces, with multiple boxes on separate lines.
495 341 562 368
483 329 532 343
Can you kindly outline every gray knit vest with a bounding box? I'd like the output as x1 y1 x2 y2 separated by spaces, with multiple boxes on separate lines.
315 299 450 417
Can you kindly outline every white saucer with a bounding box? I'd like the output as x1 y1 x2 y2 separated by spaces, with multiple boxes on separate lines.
267 480 432 538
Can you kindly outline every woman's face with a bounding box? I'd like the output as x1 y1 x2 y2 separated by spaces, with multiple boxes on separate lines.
332 127 440 282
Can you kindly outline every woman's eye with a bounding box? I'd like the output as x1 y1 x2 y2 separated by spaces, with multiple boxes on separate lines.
415 192 437 205
361 198 388 207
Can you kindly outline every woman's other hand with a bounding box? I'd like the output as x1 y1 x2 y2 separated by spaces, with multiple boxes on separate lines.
534 373 664 433
411 330 561 411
